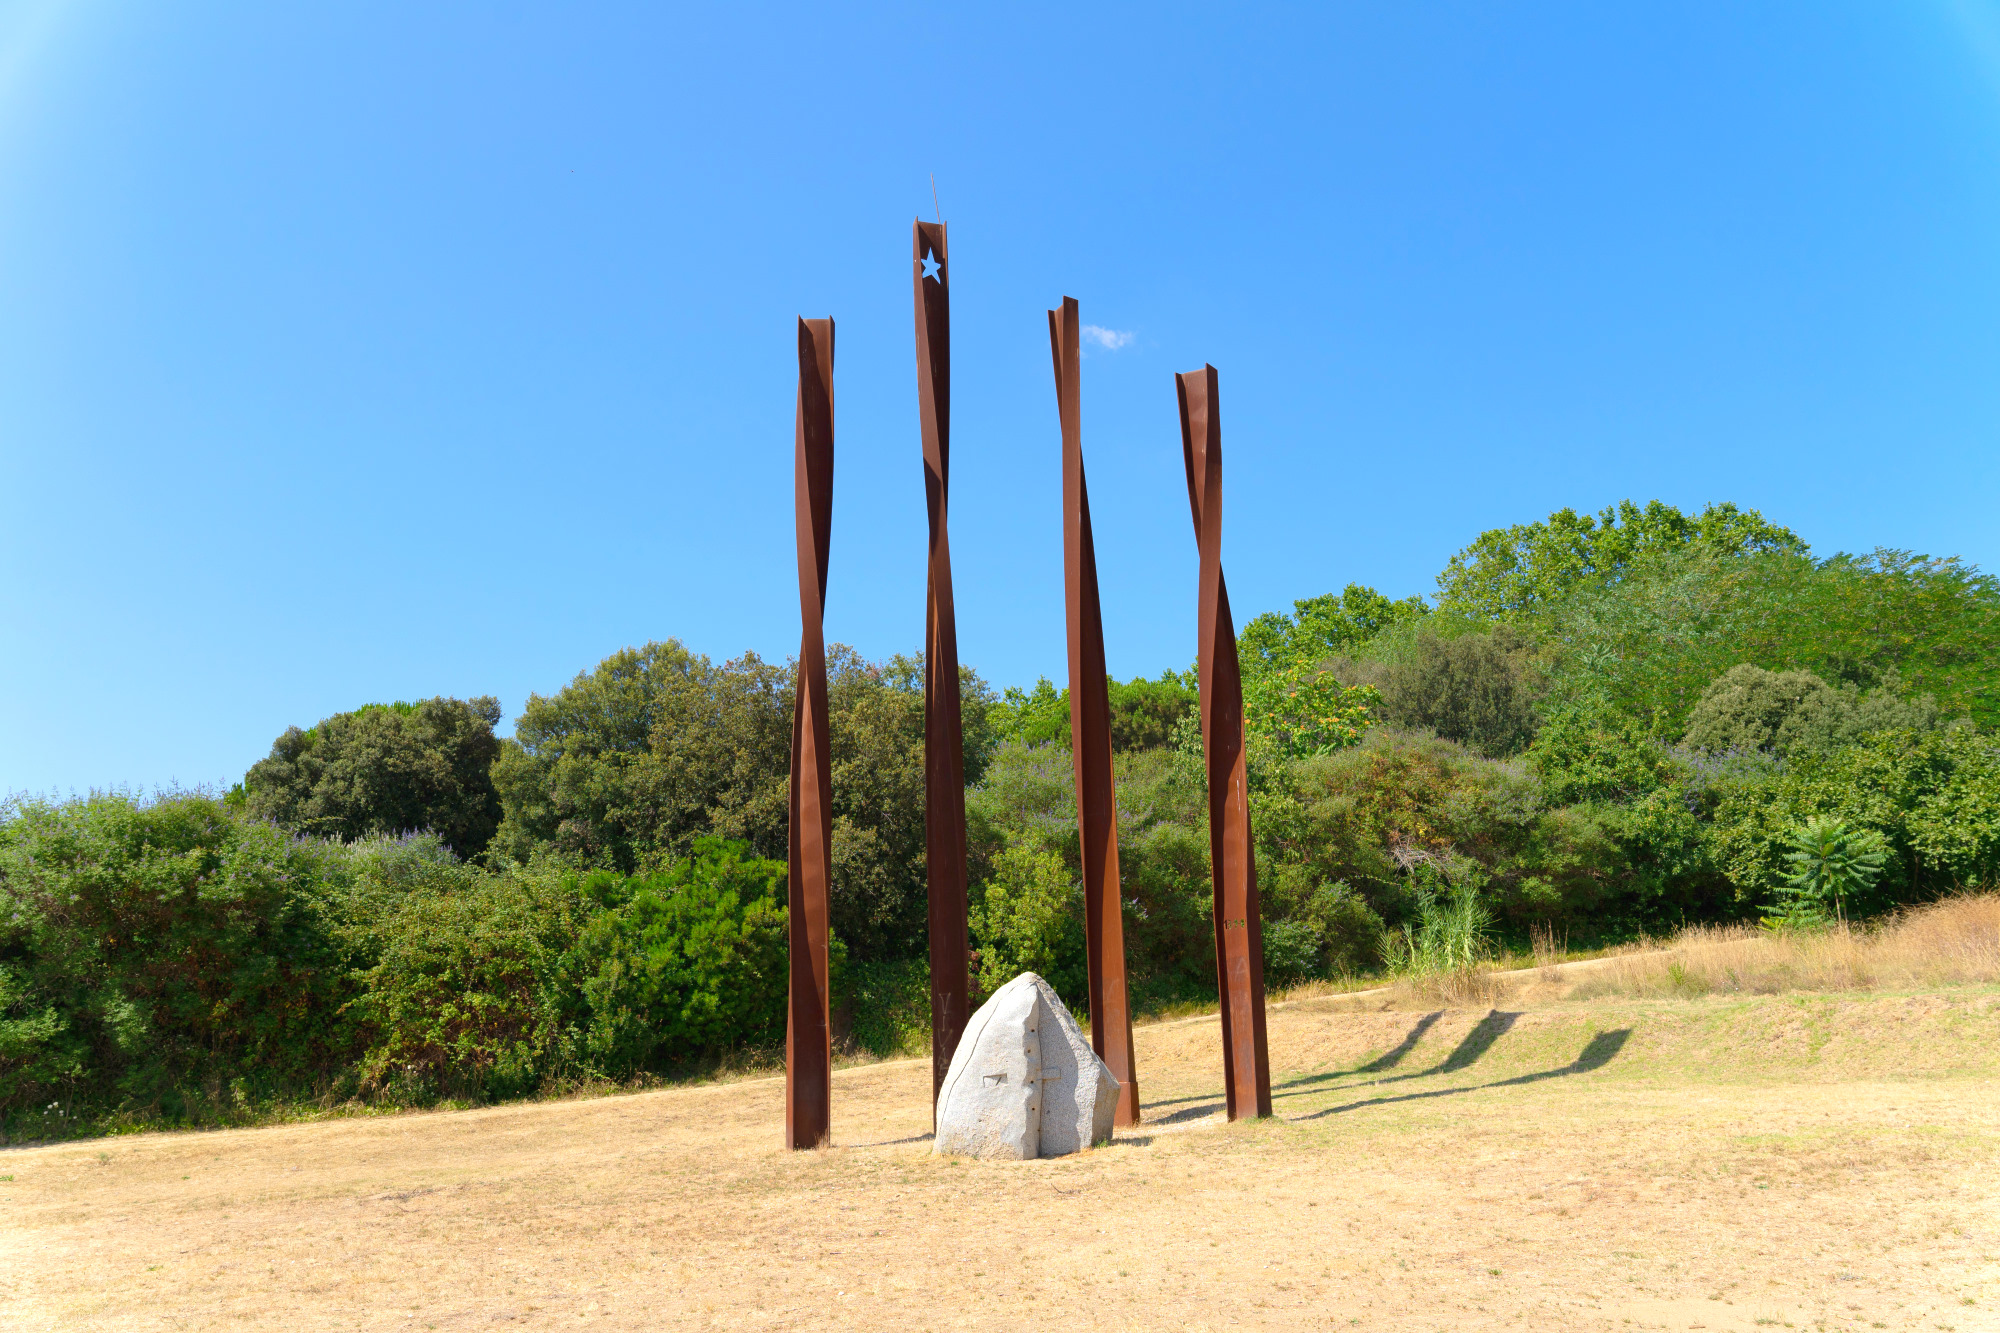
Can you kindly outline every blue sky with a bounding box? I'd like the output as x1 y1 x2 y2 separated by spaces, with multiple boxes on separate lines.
4 1 1998 795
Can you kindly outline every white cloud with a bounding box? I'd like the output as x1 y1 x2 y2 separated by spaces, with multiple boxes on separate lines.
1080 324 1135 351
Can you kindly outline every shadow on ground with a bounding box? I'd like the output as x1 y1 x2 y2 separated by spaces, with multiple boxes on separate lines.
1137 1013 1633 1128
1285 1029 1631 1122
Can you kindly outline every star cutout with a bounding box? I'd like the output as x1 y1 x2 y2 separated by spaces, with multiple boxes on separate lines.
920 249 943 283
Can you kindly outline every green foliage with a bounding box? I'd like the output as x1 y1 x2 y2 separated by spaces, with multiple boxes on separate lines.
1529 698 1682 806
245 695 504 858
1239 584 1430 676
987 672 1197 753
1434 499 1805 623
0 792 357 1128
1348 627 1543 756
18 495 2000 1135
966 742 1216 1011
1539 547 1998 736
970 841 1088 1008
1258 919 1322 989
1242 660 1380 759
340 842 588 1102
1772 816 1887 926
491 641 793 872
1703 725 2000 914
1274 728 1680 931
1683 664 1943 758
575 839 788 1075
493 642 992 964
1107 673 1199 751
989 678 1070 747
838 957 930 1058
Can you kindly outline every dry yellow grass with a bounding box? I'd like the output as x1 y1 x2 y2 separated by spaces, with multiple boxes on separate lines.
1328 893 2000 1012
1568 893 2000 1001
5 982 1999 1332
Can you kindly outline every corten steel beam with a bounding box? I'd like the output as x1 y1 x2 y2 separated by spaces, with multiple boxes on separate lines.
913 221 971 1115
1048 297 1141 1127
1175 364 1272 1121
786 317 836 1150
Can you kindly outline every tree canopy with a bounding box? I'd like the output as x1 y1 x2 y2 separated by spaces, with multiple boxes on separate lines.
1433 500 1805 623
243 696 504 857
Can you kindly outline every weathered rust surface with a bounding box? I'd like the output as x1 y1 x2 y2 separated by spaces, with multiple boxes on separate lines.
1175 364 1272 1121
786 316 835 1150
914 221 971 1117
1049 297 1140 1126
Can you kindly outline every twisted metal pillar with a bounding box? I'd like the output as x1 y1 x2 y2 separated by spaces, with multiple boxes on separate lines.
1176 364 1271 1121
1050 297 1140 1126
913 221 971 1115
786 317 835 1150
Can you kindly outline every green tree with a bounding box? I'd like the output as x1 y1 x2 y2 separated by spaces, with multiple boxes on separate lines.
1239 583 1429 677
490 642 792 871
1434 500 1805 624
575 838 789 1074
1107 672 1198 751
988 672 1198 753
989 678 1070 747
1358 627 1543 756
245 696 505 858
492 641 992 964
1683 664 1943 758
1537 547 1998 735
1771 816 1887 926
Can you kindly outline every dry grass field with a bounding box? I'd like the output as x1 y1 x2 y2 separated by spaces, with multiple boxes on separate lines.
7 966 2000 1333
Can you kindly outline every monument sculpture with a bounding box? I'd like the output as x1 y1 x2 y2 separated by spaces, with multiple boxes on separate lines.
1176 365 1273 1120
1047 297 1140 1127
914 221 972 1116
933 972 1120 1159
786 317 836 1149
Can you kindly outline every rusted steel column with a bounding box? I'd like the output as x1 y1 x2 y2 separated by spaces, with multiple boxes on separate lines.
913 221 971 1117
1175 364 1272 1121
787 316 836 1150
1049 297 1141 1127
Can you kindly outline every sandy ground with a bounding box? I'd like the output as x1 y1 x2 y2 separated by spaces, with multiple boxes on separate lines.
6 989 1999 1333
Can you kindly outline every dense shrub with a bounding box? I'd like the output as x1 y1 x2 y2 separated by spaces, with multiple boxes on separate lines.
574 838 788 1075
1701 725 2000 915
19 495 1999 1137
1682 664 1944 757
244 696 504 858
0 792 356 1128
339 840 589 1102
1338 627 1542 756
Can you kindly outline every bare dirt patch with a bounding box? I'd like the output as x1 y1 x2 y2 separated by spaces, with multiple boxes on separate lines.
4 990 1997 1331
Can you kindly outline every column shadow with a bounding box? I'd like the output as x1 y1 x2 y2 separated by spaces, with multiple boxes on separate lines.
1285 1029 1631 1122
1268 1010 1447 1098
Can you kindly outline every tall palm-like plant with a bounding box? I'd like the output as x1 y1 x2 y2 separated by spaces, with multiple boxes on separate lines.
1773 816 1887 927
